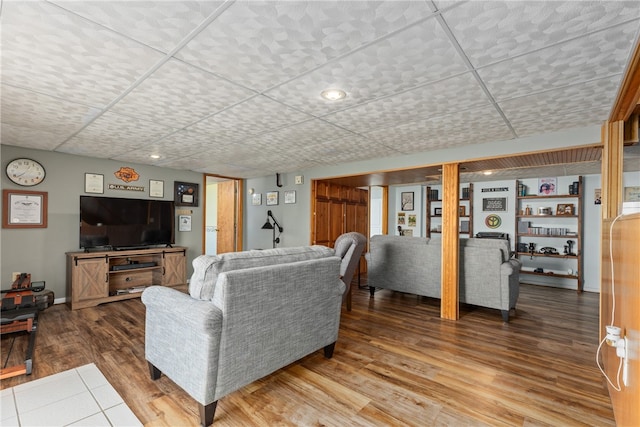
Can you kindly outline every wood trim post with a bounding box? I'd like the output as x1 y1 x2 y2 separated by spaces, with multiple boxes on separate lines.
441 163 460 320
381 186 389 234
601 121 624 220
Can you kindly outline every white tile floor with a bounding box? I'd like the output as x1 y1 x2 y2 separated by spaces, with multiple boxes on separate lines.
1 363 142 427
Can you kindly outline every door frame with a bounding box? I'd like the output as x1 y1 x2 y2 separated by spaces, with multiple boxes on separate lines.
202 174 243 254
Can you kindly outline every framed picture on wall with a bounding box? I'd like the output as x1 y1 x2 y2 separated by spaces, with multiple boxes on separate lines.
174 181 199 206
401 192 414 211
252 193 262 206
266 191 279 206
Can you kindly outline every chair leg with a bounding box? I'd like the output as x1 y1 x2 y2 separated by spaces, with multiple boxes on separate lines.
199 402 217 427
324 342 336 358
148 362 162 380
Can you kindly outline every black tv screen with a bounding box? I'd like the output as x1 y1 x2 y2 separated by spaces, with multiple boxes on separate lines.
80 196 175 250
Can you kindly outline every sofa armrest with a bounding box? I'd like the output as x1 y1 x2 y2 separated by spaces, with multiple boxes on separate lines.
141 286 223 405
142 286 222 332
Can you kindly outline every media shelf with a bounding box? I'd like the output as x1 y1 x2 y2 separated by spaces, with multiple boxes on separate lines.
426 183 473 238
514 176 583 292
66 246 187 310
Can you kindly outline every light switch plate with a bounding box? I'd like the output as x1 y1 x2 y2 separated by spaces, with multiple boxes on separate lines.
295 175 304 185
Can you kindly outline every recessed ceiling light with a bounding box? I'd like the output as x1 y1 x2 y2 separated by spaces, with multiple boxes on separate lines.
150 154 160 159
483 171 493 175
321 89 346 101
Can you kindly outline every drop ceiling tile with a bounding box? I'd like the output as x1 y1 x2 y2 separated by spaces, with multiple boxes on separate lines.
301 135 403 165
254 119 354 149
111 59 255 128
444 1 640 68
500 77 620 137
323 73 490 134
57 112 177 150
187 95 312 142
365 106 513 153
266 18 468 115
479 22 638 101
145 130 221 158
58 137 137 159
1 124 69 151
1 85 95 138
50 1 223 53
1 1 165 106
176 1 435 91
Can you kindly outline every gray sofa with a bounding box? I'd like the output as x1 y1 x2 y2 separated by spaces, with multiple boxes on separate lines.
365 235 520 321
142 245 345 426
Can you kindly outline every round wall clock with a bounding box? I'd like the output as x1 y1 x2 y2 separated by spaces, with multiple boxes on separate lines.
5 158 46 186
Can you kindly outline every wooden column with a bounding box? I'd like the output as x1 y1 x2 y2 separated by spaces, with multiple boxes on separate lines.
601 121 624 220
441 163 460 320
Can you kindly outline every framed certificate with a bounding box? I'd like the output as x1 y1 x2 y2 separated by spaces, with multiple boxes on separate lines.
3 189 48 228
149 179 164 198
85 173 104 194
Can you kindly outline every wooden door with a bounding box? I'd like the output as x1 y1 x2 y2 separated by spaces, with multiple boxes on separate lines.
216 180 237 254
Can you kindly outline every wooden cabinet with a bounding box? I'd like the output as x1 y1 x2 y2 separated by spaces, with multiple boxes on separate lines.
426 183 473 238
66 246 187 310
514 177 583 292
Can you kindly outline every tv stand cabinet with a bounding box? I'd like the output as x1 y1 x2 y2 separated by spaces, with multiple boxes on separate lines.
66 246 187 310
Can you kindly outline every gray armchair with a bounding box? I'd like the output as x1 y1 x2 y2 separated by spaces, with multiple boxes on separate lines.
142 246 344 426
333 232 367 311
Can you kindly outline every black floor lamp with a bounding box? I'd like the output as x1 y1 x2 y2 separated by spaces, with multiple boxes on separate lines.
261 210 283 248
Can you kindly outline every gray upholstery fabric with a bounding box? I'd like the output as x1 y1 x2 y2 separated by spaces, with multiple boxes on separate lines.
365 235 520 319
189 245 335 300
333 232 367 304
142 248 344 410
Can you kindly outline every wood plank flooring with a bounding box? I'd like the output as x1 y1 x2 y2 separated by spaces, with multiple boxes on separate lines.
1 281 614 426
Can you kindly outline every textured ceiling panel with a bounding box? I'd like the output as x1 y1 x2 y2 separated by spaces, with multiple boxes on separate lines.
51 1 223 53
1 1 638 181
1 1 165 106
322 73 490 134
478 22 639 101
186 95 313 140
109 59 256 129
176 1 435 91
443 1 640 68
266 17 468 115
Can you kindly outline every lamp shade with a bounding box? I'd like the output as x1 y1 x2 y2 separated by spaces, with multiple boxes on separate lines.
261 220 274 230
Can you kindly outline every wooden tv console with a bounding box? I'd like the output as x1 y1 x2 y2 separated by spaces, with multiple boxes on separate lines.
66 246 187 310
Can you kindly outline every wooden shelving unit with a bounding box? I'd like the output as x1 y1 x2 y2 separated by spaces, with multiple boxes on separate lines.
514 177 583 292
426 183 473 238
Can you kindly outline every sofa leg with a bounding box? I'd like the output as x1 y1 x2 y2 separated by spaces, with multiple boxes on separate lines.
199 402 217 427
323 342 336 358
148 362 162 380
346 288 352 311
501 310 509 323
369 286 375 297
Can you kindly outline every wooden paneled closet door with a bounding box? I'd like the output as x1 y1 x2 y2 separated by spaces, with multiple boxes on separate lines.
311 180 369 274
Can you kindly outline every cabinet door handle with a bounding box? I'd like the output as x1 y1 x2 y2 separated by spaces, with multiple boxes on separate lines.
105 273 108 283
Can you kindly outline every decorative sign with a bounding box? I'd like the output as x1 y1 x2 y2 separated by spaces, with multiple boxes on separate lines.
108 184 144 192
485 214 502 229
481 187 508 193
114 167 139 183
482 197 507 212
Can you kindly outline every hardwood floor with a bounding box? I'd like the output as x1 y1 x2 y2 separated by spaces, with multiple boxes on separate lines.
1 281 614 426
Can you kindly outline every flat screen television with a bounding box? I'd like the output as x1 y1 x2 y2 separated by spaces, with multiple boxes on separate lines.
80 195 175 250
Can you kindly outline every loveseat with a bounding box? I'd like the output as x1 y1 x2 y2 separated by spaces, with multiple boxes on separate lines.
142 245 345 426
365 235 520 321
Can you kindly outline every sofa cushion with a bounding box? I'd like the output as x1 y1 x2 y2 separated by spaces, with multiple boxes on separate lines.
460 238 511 262
189 245 335 300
